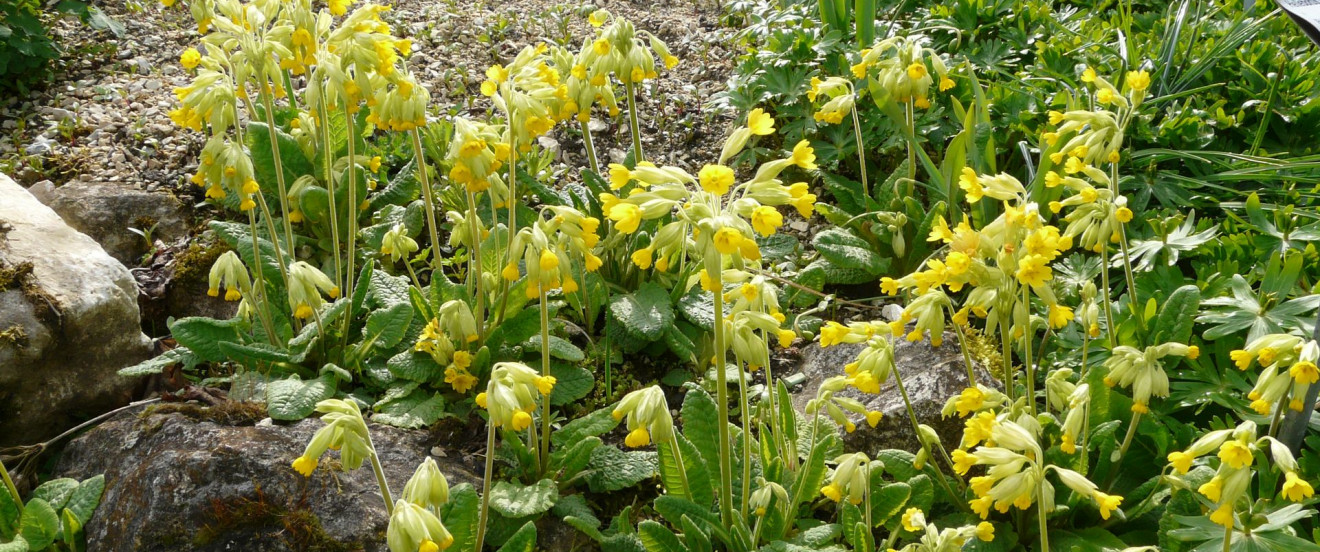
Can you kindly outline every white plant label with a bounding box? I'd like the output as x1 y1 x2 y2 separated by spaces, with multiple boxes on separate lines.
1278 0 1320 46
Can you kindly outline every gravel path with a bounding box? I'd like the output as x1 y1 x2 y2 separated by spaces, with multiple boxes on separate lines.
1 0 741 204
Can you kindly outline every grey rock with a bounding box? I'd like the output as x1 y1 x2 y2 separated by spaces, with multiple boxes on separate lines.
0 173 152 446
24 135 54 155
27 180 55 203
790 330 997 454
44 180 192 266
55 408 481 552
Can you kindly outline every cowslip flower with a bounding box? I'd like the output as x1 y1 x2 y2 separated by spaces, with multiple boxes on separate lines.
612 386 674 448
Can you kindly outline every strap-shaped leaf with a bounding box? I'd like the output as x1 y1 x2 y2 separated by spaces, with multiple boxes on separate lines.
638 520 687 552
494 520 537 552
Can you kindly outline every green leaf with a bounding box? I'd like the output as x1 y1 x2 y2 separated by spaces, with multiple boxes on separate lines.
486 307 540 350
586 446 658 492
0 535 28 552
216 341 295 365
657 434 713 508
609 282 674 342
553 436 602 482
1151 285 1201 346
812 228 886 275
29 479 77 511
680 388 721 474
369 158 421 210
680 515 712 552
265 373 336 421
60 508 84 552
117 348 192 377
870 481 910 527
361 302 414 351
550 364 594 406
0 479 19 539
169 317 245 363
63 476 104 526
639 520 687 552
494 520 537 552
441 484 480 552
522 336 585 362
373 389 445 429
19 499 57 551
387 350 443 383
488 479 558 518
552 406 619 447
247 122 314 193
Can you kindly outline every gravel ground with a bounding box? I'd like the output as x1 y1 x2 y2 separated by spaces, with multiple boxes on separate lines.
0 0 742 201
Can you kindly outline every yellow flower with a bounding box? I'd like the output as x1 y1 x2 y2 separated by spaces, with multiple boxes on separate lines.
1094 491 1122 520
1081 67 1097 83
790 140 817 170
180 48 201 70
608 203 642 233
1290 361 1319 384
958 167 983 203
819 321 849 347
954 387 984 417
292 455 318 476
951 449 976 475
1126 70 1151 92
821 483 843 502
906 62 927 80
539 249 559 272
747 108 775 135
850 62 869 79
327 0 350 16
631 247 653 269
625 427 651 447
939 76 955 91
976 521 994 542
1217 440 1253 469
419 540 440 552
502 262 520 281
880 277 900 296
1115 207 1133 223
592 39 610 56
1167 451 1193 474
751 206 783 237
1199 477 1223 501
511 410 533 431
1209 505 1234 528
608 164 632 189
1230 350 1254 370
1282 471 1315 502
1048 304 1073 329
901 507 924 532
1015 254 1052 288
713 227 744 255
698 164 735 195
866 411 883 427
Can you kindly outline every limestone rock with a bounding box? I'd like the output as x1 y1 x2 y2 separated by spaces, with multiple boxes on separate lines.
39 179 192 266
0 173 152 446
55 407 482 552
791 330 997 454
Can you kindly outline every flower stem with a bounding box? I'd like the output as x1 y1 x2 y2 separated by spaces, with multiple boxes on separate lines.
475 423 497 552
850 100 869 201
466 190 486 338
0 458 22 510
259 90 298 261
1023 286 1038 417
409 129 443 270
343 107 361 339
712 269 734 527
538 288 553 475
363 423 394 515
579 119 600 175
738 360 752 517
1037 483 1051 552
625 80 644 163
318 102 342 287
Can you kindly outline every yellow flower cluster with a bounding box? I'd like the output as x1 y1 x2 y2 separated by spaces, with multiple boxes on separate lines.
1166 421 1314 528
852 35 954 108
1101 342 1196 414
1230 334 1318 414
476 362 556 431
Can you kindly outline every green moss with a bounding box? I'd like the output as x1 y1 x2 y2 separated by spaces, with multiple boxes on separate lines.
193 485 358 551
173 239 231 285
0 325 27 347
141 402 267 426
0 261 60 326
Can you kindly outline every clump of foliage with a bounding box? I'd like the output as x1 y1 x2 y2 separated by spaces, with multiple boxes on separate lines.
0 0 122 93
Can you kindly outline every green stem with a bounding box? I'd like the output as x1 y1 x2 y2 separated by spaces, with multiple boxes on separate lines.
318 102 342 287
1106 411 1142 490
1037 481 1051 552
466 190 486 337
1023 286 1038 417
625 80 644 163
259 90 298 259
669 434 692 500
0 458 21 510
947 305 978 385
850 98 869 201
712 269 734 527
579 119 601 175
904 100 916 196
245 212 279 342
893 363 968 500
538 288 552 475
999 311 1016 403
476 423 496 552
738 360 752 517
409 129 443 270
343 107 361 339
1099 243 1117 350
